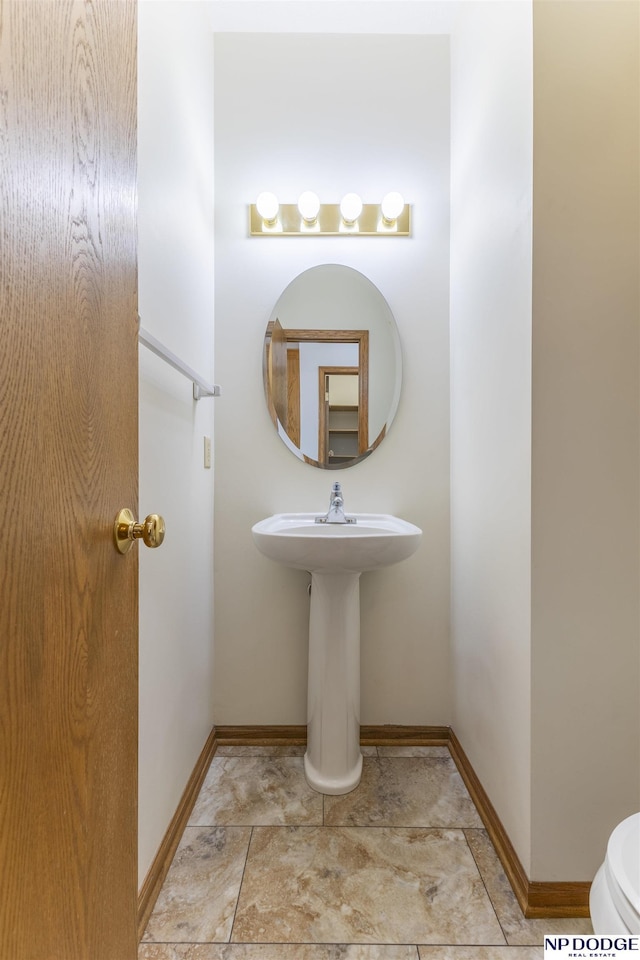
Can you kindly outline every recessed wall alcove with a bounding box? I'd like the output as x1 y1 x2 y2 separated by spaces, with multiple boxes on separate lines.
137 0 639 896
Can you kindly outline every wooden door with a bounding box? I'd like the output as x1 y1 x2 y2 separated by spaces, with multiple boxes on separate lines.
269 317 288 429
0 2 139 958
286 346 300 447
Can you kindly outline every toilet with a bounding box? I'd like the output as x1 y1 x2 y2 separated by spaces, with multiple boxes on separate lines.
590 812 640 934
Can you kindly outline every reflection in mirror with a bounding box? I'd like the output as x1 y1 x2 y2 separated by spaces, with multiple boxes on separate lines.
321 371 361 465
263 264 401 469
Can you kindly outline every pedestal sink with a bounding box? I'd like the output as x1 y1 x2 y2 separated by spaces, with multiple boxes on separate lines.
251 512 422 795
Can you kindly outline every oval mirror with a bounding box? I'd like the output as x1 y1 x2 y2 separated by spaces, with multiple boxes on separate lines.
263 264 401 468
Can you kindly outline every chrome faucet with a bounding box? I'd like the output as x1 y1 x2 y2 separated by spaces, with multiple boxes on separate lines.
315 482 357 524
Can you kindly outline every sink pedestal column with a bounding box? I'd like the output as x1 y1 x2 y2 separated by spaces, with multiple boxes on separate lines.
304 571 363 795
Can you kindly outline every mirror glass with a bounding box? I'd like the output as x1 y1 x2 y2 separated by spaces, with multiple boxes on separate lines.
263 264 401 468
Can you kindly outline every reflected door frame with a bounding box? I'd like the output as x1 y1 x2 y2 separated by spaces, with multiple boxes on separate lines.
286 328 369 460
264 324 370 466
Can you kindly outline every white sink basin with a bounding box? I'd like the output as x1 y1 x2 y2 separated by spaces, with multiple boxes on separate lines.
251 512 422 574
251 510 422 796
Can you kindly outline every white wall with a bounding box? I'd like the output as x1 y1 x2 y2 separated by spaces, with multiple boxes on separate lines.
450 0 640 884
530 0 640 881
138 0 215 888
449 2 534 874
213 30 452 726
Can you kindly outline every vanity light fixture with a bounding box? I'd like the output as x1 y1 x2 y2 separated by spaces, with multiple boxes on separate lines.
249 192 411 237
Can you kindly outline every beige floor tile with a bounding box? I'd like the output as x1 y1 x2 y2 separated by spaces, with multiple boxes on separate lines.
503 915 593 947
141 827 251 944
464 830 593 946
377 747 450 759
231 826 506 945
139 946 419 960
324 758 483 828
418 948 542 959
189 756 323 826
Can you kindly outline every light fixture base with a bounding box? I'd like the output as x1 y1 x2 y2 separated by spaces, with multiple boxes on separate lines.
249 203 411 237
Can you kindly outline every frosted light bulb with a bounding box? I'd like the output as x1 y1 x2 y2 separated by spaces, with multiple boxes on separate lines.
340 193 363 225
381 192 405 224
297 191 320 224
256 191 279 225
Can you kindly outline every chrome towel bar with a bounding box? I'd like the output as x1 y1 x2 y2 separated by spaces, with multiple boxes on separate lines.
138 325 221 401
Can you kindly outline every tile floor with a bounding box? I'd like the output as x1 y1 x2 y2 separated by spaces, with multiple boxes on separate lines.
139 744 593 960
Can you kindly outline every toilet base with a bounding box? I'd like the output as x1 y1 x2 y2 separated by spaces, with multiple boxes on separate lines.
590 863 633 934
590 811 640 937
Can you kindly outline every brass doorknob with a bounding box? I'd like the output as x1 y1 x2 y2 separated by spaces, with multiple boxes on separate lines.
114 508 166 555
